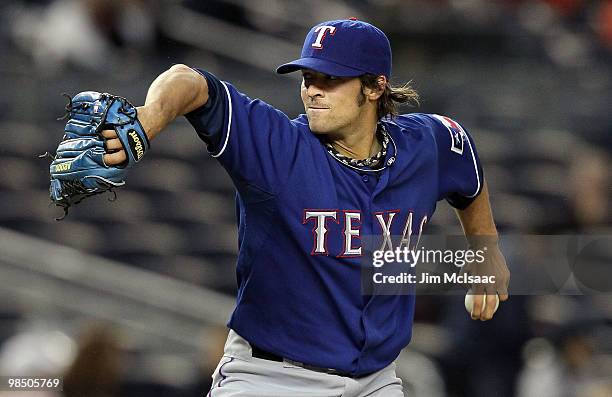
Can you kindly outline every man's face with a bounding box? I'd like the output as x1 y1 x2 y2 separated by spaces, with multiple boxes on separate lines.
300 70 365 135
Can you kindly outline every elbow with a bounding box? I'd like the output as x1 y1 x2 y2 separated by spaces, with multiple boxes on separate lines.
168 63 196 75
168 64 209 110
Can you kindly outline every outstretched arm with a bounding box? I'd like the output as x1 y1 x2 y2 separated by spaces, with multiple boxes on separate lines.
455 180 510 321
104 64 208 165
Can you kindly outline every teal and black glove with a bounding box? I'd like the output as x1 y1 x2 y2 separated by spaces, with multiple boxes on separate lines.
48 91 149 218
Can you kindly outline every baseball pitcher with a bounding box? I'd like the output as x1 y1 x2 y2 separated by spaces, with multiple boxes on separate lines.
48 19 510 396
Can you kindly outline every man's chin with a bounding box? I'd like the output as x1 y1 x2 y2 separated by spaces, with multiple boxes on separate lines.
308 122 330 135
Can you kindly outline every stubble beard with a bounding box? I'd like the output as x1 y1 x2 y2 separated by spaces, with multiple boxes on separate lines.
309 91 366 135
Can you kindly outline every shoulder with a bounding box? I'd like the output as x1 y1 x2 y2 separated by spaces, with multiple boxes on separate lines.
387 113 470 145
387 113 463 131
384 113 444 134
386 113 429 128
382 113 440 144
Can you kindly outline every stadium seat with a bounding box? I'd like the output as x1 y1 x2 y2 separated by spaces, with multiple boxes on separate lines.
0 157 48 191
184 223 238 255
102 221 188 257
149 190 236 225
5 218 107 253
128 158 201 193
0 122 51 157
0 190 58 223
63 190 155 222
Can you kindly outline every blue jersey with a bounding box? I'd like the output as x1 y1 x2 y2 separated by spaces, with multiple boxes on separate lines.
185 69 483 376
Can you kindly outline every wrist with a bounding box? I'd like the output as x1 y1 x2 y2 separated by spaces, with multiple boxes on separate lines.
466 234 499 250
137 104 165 141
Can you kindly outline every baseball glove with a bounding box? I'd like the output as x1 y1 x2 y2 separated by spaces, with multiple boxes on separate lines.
47 91 150 219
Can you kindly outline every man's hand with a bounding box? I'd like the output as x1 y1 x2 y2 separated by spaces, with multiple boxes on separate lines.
461 242 509 321
103 105 155 166
454 180 509 321
102 129 126 165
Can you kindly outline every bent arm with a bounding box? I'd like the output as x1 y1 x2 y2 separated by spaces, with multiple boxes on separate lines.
455 180 498 243
455 180 510 321
104 64 208 165
140 64 208 140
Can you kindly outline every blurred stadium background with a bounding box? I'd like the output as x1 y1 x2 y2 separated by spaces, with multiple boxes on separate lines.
0 0 611 396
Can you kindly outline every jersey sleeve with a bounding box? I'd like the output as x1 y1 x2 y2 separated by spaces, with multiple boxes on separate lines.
184 68 301 194
427 114 484 209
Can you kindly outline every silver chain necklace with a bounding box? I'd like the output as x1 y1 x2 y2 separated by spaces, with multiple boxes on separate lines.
324 123 395 172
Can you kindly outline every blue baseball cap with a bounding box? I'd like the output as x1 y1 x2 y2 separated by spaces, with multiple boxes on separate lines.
276 19 392 78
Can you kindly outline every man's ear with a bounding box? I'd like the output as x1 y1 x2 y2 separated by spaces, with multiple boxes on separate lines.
363 75 387 100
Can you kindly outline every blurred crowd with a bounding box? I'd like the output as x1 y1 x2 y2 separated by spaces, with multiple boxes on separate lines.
0 1 611 396
0 320 228 397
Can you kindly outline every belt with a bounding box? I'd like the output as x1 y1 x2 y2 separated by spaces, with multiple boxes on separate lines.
250 345 369 379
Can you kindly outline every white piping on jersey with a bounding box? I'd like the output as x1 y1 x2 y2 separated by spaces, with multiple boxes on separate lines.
463 129 481 198
211 81 233 158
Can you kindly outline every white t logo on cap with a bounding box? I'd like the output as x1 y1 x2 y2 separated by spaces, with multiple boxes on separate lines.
312 26 336 49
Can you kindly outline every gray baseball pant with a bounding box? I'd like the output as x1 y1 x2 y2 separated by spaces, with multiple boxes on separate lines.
207 329 404 397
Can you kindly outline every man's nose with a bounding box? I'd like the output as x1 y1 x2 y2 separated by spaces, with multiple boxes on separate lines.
306 82 324 98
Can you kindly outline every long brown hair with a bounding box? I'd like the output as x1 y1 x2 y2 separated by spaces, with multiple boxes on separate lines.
359 74 420 119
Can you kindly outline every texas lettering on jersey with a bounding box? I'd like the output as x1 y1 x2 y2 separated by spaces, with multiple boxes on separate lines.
303 209 427 256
